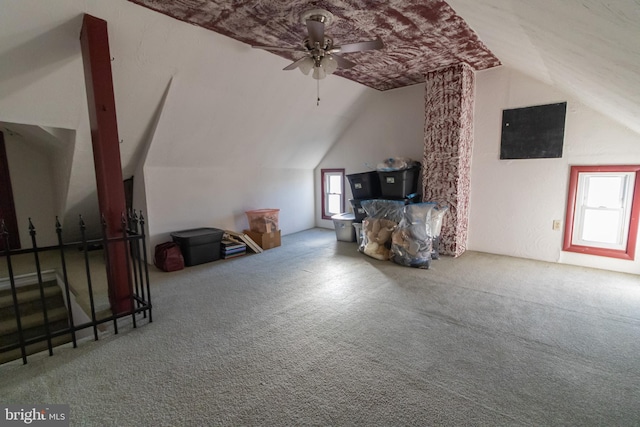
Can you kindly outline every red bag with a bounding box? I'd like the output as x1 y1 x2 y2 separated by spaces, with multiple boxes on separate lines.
154 242 184 272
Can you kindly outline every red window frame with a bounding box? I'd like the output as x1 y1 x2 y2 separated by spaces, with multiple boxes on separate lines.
321 168 345 220
563 165 640 260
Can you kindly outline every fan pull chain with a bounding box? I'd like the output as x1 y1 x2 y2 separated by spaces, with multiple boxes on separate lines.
317 78 320 106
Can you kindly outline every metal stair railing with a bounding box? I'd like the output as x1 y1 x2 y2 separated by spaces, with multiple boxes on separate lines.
0 210 152 365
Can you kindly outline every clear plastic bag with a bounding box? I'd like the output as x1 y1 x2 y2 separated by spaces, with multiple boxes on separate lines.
429 205 448 259
360 199 405 223
359 200 405 260
390 203 436 268
376 157 420 171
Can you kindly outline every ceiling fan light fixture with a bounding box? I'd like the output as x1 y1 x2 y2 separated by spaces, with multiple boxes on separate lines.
298 57 314 75
312 66 326 80
321 55 338 75
253 7 384 102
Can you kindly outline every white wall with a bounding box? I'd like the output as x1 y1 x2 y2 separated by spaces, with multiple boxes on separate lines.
315 84 426 228
4 132 58 247
469 66 640 274
0 3 100 238
314 67 640 275
137 61 369 251
41 126 77 219
0 0 373 250
144 166 314 251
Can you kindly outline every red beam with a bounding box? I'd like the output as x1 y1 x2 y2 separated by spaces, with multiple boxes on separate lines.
80 14 132 314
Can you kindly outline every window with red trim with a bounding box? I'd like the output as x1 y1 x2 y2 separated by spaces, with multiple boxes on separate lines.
321 169 345 220
563 165 640 260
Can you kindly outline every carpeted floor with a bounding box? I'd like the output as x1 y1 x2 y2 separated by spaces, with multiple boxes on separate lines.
1 228 640 426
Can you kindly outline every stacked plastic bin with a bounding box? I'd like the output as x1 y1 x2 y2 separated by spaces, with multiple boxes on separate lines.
377 165 421 201
346 171 382 245
347 171 382 223
346 162 450 268
347 166 421 217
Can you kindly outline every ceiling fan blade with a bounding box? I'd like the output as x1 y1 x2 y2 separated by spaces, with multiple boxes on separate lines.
252 45 304 53
283 56 312 71
306 19 325 46
333 37 384 54
332 54 357 69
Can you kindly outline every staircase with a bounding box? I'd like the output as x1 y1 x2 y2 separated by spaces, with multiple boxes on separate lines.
0 281 73 364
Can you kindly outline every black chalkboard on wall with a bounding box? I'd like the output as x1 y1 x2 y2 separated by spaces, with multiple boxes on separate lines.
500 102 567 159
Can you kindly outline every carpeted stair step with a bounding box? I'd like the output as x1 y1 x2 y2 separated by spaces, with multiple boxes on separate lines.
0 281 60 305
0 280 73 365
0 305 69 341
0 333 73 365
0 282 63 319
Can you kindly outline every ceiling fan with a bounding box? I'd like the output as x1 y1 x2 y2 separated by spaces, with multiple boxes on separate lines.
252 8 384 81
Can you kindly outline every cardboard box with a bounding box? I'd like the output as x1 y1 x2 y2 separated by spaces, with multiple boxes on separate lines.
243 229 281 250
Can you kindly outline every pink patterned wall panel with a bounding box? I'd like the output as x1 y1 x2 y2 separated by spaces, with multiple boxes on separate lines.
423 63 475 257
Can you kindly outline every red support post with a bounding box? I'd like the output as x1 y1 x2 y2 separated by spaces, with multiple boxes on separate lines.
80 14 132 314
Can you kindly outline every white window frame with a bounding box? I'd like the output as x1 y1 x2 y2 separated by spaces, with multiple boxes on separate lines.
321 169 345 220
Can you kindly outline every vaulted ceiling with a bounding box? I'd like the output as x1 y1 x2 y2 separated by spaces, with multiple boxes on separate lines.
128 0 501 91
2 0 637 246
128 0 640 135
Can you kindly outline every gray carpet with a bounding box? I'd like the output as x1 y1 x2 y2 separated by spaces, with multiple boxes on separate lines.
2 228 640 426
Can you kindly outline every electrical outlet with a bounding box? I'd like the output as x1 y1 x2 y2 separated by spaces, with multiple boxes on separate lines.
552 220 561 231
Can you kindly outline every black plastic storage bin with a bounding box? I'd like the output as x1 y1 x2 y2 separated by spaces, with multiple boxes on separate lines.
347 171 381 199
401 193 422 204
349 199 368 223
170 227 225 266
378 166 420 199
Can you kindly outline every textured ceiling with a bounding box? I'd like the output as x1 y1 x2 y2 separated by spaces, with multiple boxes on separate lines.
448 0 640 135
127 0 501 90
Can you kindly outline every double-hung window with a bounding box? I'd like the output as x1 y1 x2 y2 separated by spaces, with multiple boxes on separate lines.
563 165 640 260
321 169 345 220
